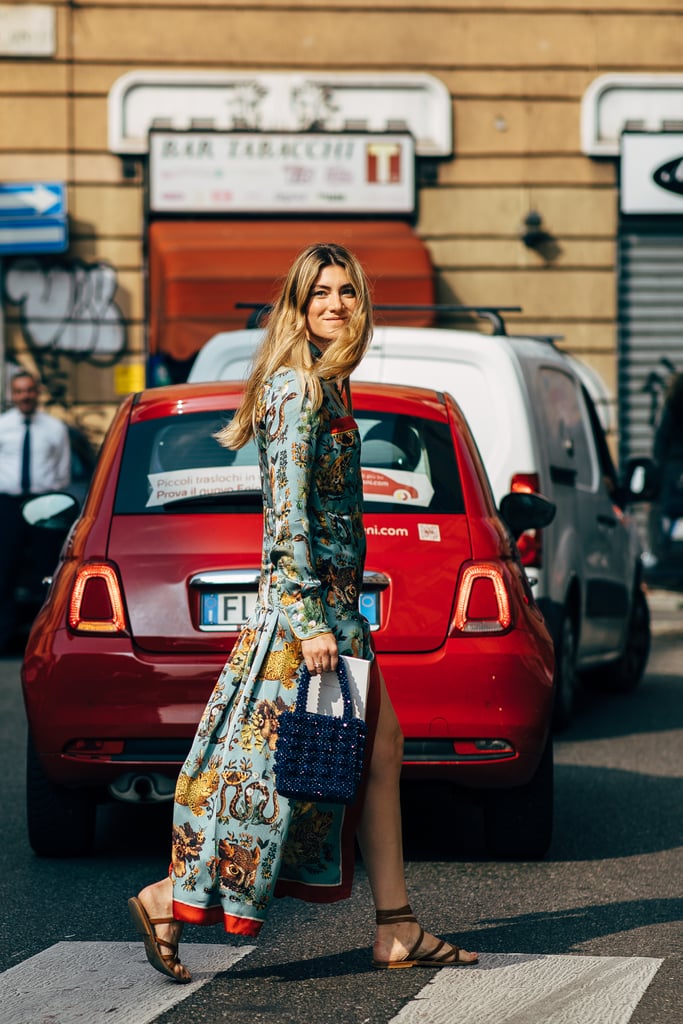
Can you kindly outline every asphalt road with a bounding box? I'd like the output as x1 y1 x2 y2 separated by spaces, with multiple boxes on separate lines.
0 596 681 1023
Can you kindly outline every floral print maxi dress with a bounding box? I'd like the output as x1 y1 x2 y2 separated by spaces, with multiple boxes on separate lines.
171 366 378 938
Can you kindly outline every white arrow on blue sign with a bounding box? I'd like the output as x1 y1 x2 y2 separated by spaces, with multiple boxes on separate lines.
0 182 68 254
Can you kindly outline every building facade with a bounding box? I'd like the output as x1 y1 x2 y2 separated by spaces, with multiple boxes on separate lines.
1 0 683 462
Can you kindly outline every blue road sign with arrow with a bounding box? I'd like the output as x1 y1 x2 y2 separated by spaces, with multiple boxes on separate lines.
0 182 68 254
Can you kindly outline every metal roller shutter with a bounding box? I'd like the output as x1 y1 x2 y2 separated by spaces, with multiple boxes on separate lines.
618 217 683 467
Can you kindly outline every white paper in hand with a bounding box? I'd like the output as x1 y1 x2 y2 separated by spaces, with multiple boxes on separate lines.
305 656 371 720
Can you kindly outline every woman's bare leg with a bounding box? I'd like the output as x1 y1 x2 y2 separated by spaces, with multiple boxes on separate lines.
356 670 477 965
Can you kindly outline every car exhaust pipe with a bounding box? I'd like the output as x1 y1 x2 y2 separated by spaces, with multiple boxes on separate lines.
109 772 176 804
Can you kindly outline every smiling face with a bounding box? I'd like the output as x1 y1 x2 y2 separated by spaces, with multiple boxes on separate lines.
305 263 358 351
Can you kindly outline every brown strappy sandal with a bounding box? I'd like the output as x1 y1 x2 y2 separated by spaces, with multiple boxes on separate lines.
372 904 479 969
127 896 192 983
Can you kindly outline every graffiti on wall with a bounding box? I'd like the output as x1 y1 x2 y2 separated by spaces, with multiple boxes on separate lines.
3 257 126 415
5 258 125 363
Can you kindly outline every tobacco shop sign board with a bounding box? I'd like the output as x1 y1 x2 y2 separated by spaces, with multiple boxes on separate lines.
148 131 416 215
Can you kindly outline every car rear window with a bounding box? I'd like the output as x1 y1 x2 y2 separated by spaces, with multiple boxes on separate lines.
113 409 463 515
359 412 463 513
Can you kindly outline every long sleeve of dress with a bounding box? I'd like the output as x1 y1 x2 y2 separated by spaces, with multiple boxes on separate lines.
264 373 330 641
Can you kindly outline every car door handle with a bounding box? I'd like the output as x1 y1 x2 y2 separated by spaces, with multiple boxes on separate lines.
550 464 577 486
597 514 617 528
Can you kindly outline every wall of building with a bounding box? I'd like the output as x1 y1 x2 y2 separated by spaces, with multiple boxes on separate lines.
2 0 683 445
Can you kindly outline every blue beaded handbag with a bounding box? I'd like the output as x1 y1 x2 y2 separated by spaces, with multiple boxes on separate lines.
273 659 367 805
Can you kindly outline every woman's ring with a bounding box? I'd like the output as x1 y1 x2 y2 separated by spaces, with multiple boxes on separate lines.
315 662 323 671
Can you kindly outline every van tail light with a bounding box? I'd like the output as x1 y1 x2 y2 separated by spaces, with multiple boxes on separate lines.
510 472 543 568
68 562 128 635
450 562 512 635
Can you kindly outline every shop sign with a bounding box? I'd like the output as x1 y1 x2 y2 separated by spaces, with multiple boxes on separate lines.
621 132 683 213
148 131 415 215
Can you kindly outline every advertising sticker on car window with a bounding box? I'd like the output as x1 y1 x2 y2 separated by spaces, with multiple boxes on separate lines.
361 467 434 506
146 466 261 507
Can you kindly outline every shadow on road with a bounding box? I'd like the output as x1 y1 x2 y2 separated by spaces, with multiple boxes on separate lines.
463 896 681 956
569 668 683 744
550 763 682 862
397 760 683 864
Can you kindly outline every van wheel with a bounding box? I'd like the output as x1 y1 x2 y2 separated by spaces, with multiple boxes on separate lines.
26 735 96 857
484 736 553 860
596 588 650 694
552 614 578 731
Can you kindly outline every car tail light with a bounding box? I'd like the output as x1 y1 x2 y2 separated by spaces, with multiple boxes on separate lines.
450 562 512 635
68 562 128 635
510 472 543 568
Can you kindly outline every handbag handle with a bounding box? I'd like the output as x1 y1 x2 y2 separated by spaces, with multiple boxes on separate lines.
297 658 355 721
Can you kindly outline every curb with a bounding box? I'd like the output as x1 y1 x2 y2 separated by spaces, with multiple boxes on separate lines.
645 588 682 637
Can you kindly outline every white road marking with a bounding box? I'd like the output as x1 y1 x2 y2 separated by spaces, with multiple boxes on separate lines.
1 941 254 1024
388 953 663 1024
1 946 664 1024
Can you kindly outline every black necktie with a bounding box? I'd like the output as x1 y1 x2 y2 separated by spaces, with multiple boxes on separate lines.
21 417 31 494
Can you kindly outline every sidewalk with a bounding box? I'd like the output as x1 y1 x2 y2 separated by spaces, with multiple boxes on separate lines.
645 586 683 637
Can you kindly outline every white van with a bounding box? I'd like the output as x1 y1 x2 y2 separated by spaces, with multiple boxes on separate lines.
189 321 652 727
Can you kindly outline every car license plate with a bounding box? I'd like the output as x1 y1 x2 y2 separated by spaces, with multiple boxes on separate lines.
200 590 380 631
200 591 258 631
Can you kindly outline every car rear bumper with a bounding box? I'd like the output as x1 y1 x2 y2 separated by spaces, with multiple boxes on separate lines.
22 636 219 787
377 632 554 788
23 627 553 792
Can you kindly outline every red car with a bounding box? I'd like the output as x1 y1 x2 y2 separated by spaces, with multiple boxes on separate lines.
22 381 555 860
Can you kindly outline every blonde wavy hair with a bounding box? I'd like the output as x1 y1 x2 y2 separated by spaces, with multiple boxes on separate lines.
218 242 373 449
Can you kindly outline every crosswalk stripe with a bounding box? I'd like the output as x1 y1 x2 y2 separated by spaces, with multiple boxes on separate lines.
1 941 254 1024
388 953 663 1024
1 946 664 1024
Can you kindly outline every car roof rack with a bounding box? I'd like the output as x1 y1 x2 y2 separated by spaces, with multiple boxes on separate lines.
235 302 273 328
236 302 522 335
373 305 522 336
508 334 565 346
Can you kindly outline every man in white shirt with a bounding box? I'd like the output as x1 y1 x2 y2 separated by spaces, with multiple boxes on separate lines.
0 370 71 652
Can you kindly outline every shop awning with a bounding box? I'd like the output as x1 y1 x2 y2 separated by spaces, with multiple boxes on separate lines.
148 219 435 362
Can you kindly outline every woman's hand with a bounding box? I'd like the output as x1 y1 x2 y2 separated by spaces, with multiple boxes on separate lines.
301 633 338 675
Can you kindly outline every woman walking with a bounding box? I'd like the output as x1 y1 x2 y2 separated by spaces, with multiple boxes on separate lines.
128 242 478 981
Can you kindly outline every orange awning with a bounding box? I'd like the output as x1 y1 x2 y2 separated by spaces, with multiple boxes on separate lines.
148 219 435 361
